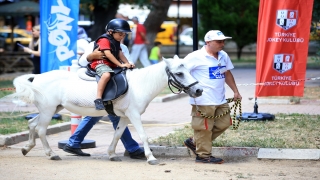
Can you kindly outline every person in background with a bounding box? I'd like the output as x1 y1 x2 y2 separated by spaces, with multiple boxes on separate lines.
149 41 162 64
77 26 89 60
0 34 5 53
23 25 41 74
183 30 242 164
130 16 151 67
115 13 130 47
26 15 32 32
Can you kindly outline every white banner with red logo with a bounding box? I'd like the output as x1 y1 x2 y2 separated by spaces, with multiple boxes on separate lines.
255 0 314 97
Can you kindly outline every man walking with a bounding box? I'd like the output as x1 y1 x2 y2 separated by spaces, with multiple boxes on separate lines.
130 16 151 67
183 30 242 164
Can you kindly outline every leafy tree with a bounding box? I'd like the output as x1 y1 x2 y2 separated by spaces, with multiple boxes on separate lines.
80 0 171 47
198 0 259 60
144 0 172 50
311 0 320 64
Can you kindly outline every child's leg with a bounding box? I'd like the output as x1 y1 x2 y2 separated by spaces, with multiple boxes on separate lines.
97 72 111 99
94 64 113 110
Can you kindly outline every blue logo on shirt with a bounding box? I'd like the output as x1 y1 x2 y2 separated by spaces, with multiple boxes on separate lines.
209 66 225 79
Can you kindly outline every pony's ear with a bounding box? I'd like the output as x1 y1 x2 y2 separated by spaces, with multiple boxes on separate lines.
163 57 172 67
173 55 180 59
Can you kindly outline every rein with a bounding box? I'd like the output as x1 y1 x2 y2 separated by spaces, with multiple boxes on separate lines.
165 67 199 94
194 98 242 130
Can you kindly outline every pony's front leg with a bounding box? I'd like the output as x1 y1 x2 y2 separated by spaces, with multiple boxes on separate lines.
108 118 129 161
127 112 158 165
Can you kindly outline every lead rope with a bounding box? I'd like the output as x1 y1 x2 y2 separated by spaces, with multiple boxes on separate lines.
193 98 242 130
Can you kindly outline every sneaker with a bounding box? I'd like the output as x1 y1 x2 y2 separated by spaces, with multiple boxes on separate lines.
184 137 197 156
63 144 90 156
195 156 224 164
94 99 105 110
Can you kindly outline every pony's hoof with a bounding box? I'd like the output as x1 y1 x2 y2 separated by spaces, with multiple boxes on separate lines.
21 149 28 156
110 157 122 161
50 155 62 160
148 160 159 165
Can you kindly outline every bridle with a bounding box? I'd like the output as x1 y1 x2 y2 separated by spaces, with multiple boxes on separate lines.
165 67 199 94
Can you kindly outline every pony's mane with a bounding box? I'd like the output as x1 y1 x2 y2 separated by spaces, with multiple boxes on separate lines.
126 60 168 97
128 60 167 82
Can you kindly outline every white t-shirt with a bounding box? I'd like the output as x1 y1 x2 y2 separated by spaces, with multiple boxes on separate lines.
78 42 132 67
183 46 234 105
77 39 89 60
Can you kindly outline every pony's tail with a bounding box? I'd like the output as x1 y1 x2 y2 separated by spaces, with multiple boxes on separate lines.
8 74 43 104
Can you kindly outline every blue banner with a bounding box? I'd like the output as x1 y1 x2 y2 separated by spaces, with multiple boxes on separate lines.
40 0 79 73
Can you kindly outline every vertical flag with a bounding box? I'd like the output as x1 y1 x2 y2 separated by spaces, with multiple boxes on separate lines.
256 0 314 97
40 0 79 73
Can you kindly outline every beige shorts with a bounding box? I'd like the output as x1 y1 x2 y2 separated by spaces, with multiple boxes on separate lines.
95 64 114 77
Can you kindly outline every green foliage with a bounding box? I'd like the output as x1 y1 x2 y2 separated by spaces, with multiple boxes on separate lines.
151 113 320 149
311 0 320 64
79 0 150 11
0 112 70 135
0 80 14 98
312 0 320 20
198 0 259 59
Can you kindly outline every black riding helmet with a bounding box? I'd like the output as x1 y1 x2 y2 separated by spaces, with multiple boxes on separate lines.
105 19 131 33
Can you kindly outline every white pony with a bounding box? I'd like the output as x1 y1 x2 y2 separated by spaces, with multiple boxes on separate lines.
9 55 203 165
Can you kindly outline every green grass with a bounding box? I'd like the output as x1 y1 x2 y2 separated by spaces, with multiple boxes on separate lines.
0 112 70 135
0 80 15 98
151 113 320 149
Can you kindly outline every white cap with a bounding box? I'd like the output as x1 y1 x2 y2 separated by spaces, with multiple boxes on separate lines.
204 30 232 42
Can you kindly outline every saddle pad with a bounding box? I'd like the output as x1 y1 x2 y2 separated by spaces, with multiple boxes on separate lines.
66 76 96 107
77 68 96 81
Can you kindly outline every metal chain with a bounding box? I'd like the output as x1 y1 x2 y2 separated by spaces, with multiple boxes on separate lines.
194 98 242 130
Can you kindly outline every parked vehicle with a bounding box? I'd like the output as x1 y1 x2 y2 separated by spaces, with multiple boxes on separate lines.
0 28 32 46
129 21 177 46
179 27 204 46
179 27 193 45
154 21 177 46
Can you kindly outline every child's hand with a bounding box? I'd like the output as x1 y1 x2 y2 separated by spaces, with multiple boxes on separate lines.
129 63 135 68
120 63 132 68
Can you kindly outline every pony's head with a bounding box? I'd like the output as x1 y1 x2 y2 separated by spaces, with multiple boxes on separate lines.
163 55 203 98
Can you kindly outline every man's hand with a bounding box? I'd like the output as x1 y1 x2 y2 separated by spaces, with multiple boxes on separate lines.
233 92 242 101
87 46 106 62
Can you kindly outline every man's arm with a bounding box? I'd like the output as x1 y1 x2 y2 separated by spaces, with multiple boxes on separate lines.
139 25 149 44
86 46 104 62
78 42 103 66
225 70 242 100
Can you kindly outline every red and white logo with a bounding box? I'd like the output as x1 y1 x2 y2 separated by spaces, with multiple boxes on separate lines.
273 54 294 73
276 10 298 30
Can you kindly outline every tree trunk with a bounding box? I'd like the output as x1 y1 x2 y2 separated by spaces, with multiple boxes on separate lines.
143 0 172 51
88 1 120 41
237 46 244 60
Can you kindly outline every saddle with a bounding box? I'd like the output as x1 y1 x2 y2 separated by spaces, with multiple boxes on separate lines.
86 64 128 115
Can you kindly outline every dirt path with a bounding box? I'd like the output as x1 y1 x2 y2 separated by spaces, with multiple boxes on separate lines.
0 146 319 180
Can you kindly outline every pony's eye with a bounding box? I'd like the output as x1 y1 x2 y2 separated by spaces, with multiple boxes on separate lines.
175 72 183 76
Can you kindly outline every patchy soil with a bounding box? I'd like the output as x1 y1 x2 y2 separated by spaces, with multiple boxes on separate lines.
0 147 319 180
